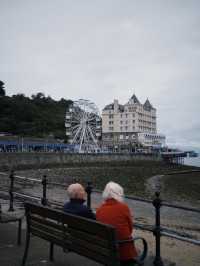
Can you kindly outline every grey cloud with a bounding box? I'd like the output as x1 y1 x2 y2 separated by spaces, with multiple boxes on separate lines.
0 0 200 148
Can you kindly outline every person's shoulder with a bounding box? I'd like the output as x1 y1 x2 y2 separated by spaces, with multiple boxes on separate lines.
116 200 127 207
96 202 106 212
80 206 96 220
117 201 130 211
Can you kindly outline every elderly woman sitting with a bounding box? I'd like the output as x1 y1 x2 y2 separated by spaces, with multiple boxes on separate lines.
64 183 95 220
96 181 138 266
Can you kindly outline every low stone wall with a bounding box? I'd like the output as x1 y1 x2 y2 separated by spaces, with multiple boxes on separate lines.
0 152 161 170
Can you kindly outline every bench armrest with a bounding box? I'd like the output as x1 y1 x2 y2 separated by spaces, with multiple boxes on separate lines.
118 237 148 264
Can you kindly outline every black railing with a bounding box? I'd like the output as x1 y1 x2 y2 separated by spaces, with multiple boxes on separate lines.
0 170 200 266
152 192 163 266
41 175 47 206
8 170 14 212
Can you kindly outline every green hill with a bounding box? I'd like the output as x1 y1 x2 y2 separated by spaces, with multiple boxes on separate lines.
0 91 72 140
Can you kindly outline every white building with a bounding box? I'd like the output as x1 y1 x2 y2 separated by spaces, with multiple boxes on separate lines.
101 94 165 151
138 133 166 148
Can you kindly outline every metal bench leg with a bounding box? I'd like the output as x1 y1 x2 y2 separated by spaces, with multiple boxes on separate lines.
21 232 30 266
17 219 22 245
49 242 54 261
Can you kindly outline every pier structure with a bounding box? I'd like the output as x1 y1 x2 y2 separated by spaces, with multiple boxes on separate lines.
161 151 187 165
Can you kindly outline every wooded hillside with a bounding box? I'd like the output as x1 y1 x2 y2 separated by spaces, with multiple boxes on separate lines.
0 88 72 140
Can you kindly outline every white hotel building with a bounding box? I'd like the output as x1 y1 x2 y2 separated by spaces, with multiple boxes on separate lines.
101 94 165 151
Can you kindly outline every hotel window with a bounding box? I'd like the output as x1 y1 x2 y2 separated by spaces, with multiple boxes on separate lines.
119 134 124 140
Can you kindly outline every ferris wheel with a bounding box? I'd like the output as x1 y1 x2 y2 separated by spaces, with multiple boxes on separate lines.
65 99 102 153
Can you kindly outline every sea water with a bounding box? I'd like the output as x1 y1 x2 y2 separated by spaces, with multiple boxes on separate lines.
184 156 200 167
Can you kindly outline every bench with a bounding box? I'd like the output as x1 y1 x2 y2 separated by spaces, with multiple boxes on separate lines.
22 202 147 266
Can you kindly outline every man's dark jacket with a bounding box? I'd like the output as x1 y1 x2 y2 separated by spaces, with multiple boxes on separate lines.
63 199 96 220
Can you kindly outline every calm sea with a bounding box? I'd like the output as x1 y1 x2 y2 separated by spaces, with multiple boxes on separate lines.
184 156 200 167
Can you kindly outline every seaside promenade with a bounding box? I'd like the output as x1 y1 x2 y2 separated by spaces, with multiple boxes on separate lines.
0 181 200 266
0 165 200 266
0 223 176 266
0 206 177 266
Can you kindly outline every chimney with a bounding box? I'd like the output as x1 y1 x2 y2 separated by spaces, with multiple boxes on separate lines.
114 99 118 113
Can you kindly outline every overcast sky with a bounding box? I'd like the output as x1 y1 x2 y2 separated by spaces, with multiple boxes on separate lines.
0 0 200 149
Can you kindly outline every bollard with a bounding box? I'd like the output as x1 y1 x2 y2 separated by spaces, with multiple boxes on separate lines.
8 170 15 212
41 175 47 205
153 191 164 266
85 181 93 209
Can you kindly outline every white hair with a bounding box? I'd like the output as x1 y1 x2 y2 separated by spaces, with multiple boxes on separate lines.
67 183 85 200
102 182 124 202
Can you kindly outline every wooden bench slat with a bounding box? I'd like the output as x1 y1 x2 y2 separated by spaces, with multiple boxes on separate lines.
69 235 112 257
30 227 71 248
28 204 63 222
31 215 64 231
68 227 110 248
63 214 114 239
30 221 65 240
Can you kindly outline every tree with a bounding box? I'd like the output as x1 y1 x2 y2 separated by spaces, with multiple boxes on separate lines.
0 90 73 139
31 92 45 100
0 80 5 96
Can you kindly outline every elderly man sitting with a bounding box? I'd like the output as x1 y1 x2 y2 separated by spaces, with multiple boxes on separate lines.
64 183 95 220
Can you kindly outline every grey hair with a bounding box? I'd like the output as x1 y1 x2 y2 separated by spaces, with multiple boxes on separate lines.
67 183 85 199
102 181 124 202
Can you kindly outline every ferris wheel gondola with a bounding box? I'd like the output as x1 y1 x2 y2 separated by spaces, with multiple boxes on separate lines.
65 99 102 153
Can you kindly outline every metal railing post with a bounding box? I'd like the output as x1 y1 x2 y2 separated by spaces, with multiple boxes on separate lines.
153 191 164 266
8 170 15 211
85 181 93 209
41 175 47 205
